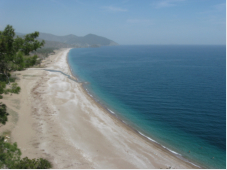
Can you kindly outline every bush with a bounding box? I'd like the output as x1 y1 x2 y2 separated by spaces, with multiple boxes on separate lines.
4 83 21 94
0 137 52 169
12 157 52 169
10 83 21 94
0 81 6 94
0 103 9 125
0 137 21 168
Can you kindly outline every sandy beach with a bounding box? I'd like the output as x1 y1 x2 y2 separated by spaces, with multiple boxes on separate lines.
0 48 198 169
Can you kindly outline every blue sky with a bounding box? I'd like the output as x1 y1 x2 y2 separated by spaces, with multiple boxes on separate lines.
0 0 226 45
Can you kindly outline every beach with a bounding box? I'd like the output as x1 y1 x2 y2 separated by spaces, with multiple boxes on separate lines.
0 48 198 169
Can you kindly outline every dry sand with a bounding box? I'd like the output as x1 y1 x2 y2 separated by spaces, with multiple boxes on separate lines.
0 48 199 169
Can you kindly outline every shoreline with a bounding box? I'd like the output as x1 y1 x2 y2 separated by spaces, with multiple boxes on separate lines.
1 48 201 168
66 48 201 168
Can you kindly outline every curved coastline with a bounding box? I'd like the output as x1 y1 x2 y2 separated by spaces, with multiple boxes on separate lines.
66 48 202 169
2 48 207 169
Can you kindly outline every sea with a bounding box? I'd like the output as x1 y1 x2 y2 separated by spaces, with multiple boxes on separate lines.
67 45 226 169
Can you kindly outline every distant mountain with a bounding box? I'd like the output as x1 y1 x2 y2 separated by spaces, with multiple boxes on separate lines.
38 33 118 47
42 40 74 48
15 32 75 48
15 32 118 48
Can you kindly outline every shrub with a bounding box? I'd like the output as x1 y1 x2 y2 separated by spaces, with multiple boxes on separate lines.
12 157 52 169
0 103 9 125
0 137 52 169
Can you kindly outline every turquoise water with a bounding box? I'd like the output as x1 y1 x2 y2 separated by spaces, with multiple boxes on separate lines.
68 45 226 169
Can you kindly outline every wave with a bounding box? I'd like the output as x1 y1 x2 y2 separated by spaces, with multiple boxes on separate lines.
107 108 115 114
138 131 181 156
137 131 201 168
85 88 93 97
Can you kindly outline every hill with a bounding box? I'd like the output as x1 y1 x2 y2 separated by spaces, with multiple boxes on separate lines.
38 32 118 48
16 32 118 48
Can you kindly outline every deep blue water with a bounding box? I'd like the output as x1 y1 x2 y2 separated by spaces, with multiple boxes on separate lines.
68 45 226 169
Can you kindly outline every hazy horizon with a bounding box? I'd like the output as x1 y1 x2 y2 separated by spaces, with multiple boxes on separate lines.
0 0 226 45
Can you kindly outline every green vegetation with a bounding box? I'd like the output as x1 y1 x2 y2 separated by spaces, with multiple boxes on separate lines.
0 73 20 99
13 157 52 169
0 137 52 168
35 47 56 54
0 25 44 98
33 47 57 58
0 25 44 81
0 103 8 125
0 137 21 168
0 25 52 168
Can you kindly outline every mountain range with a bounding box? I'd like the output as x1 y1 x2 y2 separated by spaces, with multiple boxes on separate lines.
16 32 119 48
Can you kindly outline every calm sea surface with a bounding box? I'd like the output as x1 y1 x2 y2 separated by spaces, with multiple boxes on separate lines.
68 45 226 169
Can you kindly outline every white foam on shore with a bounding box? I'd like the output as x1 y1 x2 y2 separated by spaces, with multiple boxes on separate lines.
107 108 115 114
138 131 158 143
138 131 201 168
85 88 93 97
161 145 181 156
138 131 182 156
184 160 201 168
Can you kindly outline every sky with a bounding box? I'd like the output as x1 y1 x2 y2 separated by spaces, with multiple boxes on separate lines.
0 0 226 45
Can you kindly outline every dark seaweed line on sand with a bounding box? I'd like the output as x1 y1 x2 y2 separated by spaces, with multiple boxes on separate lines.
28 68 84 84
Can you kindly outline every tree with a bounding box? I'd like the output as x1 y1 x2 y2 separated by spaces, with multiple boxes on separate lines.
0 81 6 99
0 25 15 83
0 137 52 169
0 25 52 169
14 51 25 70
0 25 45 83
0 103 8 125
0 137 21 168
0 25 44 122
